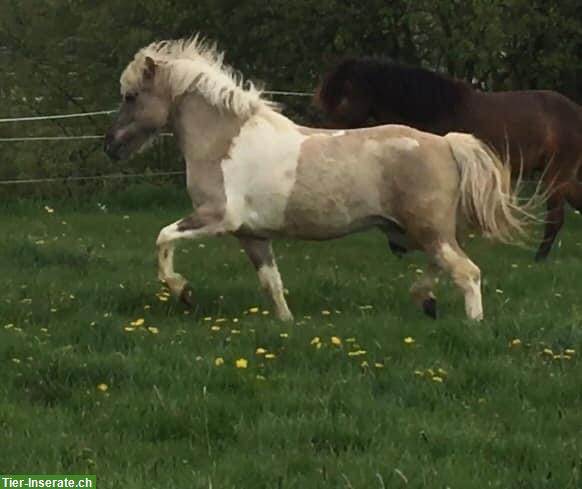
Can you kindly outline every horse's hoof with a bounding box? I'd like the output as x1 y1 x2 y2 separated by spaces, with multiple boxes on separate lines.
534 252 548 262
422 298 437 319
179 284 194 306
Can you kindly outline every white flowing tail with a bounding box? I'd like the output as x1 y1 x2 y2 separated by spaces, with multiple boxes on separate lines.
444 132 539 244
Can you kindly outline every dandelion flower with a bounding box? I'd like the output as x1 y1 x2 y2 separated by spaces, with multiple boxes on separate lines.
331 336 342 346
97 383 108 392
404 336 415 345
248 307 259 314
374 362 384 368
130 318 145 327
280 333 289 339
210 325 221 332
255 347 267 355
321 310 331 316
361 360 369 368
432 376 444 383
203 317 213 322
44 206 55 214
215 318 227 323
265 353 276 360
348 350 367 357
510 338 521 347
542 348 553 356
147 327 159 334
214 357 225 366
235 358 248 369
310 336 321 345
565 349 576 355
124 327 136 332
262 310 270 316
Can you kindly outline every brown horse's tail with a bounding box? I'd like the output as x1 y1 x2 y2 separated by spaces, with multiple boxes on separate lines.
444 132 541 245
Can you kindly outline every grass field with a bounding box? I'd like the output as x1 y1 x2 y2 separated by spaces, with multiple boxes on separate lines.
1 187 581 489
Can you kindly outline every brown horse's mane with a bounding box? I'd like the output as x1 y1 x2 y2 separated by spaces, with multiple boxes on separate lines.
317 57 472 125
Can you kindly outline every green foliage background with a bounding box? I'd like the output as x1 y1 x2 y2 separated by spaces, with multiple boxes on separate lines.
1 0 581 195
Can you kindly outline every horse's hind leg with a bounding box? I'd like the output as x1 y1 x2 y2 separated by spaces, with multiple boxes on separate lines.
431 241 483 320
535 173 568 261
238 236 293 321
410 263 439 319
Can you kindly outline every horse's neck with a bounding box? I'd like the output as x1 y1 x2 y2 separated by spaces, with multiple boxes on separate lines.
170 93 243 164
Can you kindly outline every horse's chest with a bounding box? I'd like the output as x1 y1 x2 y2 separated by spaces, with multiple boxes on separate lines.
220 131 304 232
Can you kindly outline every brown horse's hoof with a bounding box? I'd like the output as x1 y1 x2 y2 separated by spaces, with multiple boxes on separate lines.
179 284 194 307
422 298 437 319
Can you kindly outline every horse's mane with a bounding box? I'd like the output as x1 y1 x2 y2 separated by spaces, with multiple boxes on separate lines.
317 57 471 125
121 35 278 118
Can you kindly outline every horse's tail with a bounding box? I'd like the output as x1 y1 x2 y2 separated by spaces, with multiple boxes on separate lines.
444 132 541 245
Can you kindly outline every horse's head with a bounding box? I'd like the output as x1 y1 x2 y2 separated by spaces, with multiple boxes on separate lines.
105 55 171 160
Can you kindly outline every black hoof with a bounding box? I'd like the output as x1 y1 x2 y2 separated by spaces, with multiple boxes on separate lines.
534 251 548 262
179 284 194 307
422 298 437 319
389 241 408 258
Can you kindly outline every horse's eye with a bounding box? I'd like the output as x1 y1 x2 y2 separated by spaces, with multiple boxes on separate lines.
124 94 137 103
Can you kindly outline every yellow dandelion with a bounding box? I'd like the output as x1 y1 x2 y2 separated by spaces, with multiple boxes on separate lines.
374 362 384 368
124 327 136 332
235 358 248 369
248 307 259 314
542 348 554 356
310 336 321 345
321 310 331 316
147 327 159 334
361 360 369 368
214 357 225 366
427 368 435 376
280 333 289 338
97 383 108 392
553 354 569 360
265 353 276 360
255 347 267 355
262 310 270 316
565 349 576 355
203 317 213 322
159 296 169 302
44 206 55 214
510 338 522 347
437 368 447 376
404 336 415 345
432 376 444 383
215 318 227 323
331 336 342 346
233 318 239 323
210 325 221 331
231 329 241 334
130 318 145 327
347 350 367 357
316 342 323 350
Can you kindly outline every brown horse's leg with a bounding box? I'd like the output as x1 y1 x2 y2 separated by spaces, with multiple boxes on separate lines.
238 236 293 321
535 191 566 261
564 179 582 211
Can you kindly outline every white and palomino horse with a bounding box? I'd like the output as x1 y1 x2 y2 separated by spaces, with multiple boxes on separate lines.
105 37 535 321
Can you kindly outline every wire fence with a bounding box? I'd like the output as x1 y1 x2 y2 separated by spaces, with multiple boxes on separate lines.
0 90 312 185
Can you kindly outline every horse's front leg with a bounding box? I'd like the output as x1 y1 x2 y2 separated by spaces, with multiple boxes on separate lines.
238 236 293 321
156 205 230 305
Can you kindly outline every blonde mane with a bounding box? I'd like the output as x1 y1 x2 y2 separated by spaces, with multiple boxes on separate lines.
120 36 279 118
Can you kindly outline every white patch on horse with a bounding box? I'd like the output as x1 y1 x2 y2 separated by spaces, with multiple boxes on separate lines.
331 130 345 137
389 137 420 151
221 115 306 232
257 264 293 320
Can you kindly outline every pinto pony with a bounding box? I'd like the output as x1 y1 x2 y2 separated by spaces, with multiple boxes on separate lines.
314 57 582 260
105 37 537 320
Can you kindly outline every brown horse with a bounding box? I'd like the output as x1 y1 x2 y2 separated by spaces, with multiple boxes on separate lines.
314 57 582 260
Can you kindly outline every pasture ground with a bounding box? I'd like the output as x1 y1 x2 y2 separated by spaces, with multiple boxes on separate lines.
1 184 581 489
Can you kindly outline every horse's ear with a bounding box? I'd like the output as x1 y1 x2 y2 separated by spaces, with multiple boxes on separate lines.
144 56 157 80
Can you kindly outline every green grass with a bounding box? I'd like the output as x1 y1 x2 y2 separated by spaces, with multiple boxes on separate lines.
1 195 582 488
